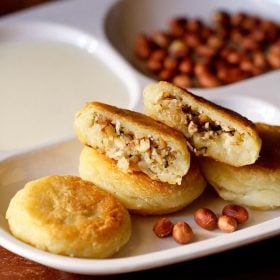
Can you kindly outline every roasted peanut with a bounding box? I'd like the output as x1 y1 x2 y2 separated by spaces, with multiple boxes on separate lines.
251 67 264 76
168 39 188 58
218 215 238 233
242 16 260 31
147 58 162 73
200 26 214 40
252 52 267 69
194 63 210 76
216 26 229 40
230 28 244 44
169 18 187 36
213 10 230 27
220 47 232 59
196 45 217 57
134 34 152 60
153 218 174 238
216 66 228 82
173 74 193 88
222 204 249 224
240 59 255 72
226 51 244 65
194 208 217 230
184 33 201 48
207 35 224 49
230 12 246 27
240 37 261 51
152 31 171 48
260 20 279 42
179 58 194 74
251 29 266 42
218 67 248 83
186 19 202 32
197 71 222 88
149 49 167 62
164 57 178 70
215 58 228 70
172 221 194 244
267 43 280 69
158 69 175 81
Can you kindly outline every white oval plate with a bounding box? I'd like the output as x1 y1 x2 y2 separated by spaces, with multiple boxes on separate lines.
0 138 280 275
0 0 280 276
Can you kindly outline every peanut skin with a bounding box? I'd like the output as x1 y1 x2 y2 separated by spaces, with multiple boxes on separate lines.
218 215 238 233
222 204 249 224
172 222 194 244
153 218 173 238
194 208 218 230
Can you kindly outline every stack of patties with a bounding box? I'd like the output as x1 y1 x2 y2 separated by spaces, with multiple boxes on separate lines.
74 102 206 215
143 81 280 210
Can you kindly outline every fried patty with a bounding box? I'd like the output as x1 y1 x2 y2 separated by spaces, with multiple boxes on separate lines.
199 123 280 210
6 175 131 258
144 81 262 167
79 146 206 215
74 102 190 185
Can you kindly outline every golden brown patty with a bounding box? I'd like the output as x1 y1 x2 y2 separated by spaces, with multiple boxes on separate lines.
6 175 131 258
199 123 280 210
74 101 190 185
79 146 206 215
144 81 262 167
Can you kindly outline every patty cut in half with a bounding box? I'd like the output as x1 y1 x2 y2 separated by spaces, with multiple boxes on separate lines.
74 102 190 185
144 81 262 167
79 146 206 215
199 123 280 210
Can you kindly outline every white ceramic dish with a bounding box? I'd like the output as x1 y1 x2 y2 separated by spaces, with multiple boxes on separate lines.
0 0 280 275
1 138 280 275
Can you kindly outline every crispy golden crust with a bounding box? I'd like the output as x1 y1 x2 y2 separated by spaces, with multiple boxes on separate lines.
199 123 280 210
74 101 190 184
145 81 257 129
144 81 262 166
79 146 206 215
82 102 188 140
6 175 131 258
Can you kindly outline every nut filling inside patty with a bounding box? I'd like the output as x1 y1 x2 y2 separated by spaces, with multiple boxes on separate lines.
159 93 241 155
87 113 182 183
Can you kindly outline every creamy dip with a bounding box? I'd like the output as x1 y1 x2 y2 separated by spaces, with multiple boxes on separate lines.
0 40 131 150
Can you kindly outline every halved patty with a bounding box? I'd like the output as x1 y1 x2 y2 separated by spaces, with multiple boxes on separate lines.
144 81 262 167
74 102 190 185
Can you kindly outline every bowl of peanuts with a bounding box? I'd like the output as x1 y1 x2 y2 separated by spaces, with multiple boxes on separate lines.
105 0 280 89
